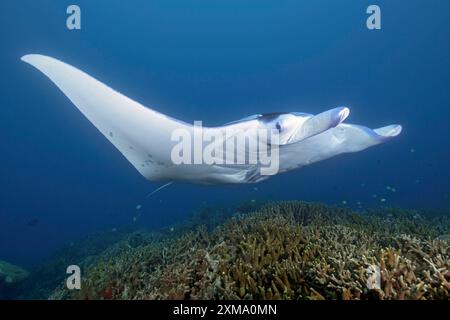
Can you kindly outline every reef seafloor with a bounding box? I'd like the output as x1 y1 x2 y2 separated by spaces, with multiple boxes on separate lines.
3 201 450 300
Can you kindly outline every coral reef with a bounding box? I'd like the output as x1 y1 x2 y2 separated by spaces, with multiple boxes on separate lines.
16 227 160 299
48 201 449 300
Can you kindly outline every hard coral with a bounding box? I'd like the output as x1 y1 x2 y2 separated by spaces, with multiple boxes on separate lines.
51 201 449 300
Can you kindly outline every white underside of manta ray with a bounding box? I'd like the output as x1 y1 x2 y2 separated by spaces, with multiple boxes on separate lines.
21 54 402 185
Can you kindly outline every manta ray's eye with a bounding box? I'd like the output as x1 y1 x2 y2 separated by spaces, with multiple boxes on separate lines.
275 122 282 132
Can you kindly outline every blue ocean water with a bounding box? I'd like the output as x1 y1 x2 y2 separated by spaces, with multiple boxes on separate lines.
0 0 449 269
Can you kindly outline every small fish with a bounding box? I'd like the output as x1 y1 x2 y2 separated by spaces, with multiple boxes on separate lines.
136 205 142 210
26 218 39 227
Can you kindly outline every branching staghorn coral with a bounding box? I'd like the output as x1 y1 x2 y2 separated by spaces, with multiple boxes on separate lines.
50 201 449 300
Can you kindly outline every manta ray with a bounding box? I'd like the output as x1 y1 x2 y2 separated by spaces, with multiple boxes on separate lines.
21 54 402 185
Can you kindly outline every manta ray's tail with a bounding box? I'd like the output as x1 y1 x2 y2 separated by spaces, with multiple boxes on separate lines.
146 182 173 198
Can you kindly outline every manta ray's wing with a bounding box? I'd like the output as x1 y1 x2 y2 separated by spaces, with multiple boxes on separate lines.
279 123 402 172
21 54 192 181
21 54 274 184
224 114 262 125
